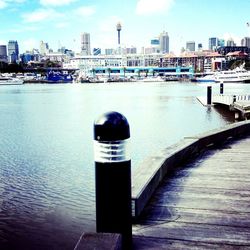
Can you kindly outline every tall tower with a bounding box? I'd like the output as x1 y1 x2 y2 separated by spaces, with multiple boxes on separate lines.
116 22 122 45
81 32 91 55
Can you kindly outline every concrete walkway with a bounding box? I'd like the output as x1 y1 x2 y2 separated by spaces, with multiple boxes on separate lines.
132 135 250 249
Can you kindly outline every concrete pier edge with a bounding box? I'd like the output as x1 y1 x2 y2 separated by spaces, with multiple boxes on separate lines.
131 120 250 220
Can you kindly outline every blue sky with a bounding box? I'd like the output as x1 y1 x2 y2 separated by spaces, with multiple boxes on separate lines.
0 0 250 54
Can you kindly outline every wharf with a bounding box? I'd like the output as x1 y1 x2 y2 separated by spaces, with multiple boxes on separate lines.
132 131 250 249
197 94 250 120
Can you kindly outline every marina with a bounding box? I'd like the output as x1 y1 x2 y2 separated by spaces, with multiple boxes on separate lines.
0 81 250 249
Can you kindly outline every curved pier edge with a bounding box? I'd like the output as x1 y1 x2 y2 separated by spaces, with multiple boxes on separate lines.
131 120 250 220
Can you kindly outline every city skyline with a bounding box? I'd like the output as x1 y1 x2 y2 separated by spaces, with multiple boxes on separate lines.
0 0 250 54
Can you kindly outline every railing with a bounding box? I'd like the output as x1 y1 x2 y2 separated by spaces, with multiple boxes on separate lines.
213 94 250 106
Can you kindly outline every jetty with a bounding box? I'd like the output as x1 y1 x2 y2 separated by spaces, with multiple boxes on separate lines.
197 92 250 120
132 120 250 249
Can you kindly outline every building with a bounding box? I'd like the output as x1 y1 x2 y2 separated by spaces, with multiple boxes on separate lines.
186 41 195 52
40 41 49 55
208 37 219 51
93 48 101 56
81 33 91 55
8 40 19 63
125 47 137 54
226 38 236 47
0 45 8 63
216 46 250 56
105 48 115 55
159 31 169 54
241 37 250 48
218 39 225 47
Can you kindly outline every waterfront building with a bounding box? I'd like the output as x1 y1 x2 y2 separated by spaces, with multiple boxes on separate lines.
144 47 160 54
161 51 224 73
8 40 19 63
40 41 49 55
159 31 169 54
186 41 195 52
43 52 71 65
217 46 250 56
81 32 91 55
125 47 137 54
241 37 250 48
0 45 8 63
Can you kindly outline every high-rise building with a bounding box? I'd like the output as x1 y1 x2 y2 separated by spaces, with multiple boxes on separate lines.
209 37 218 50
0 45 8 63
159 31 169 54
186 41 195 52
227 38 236 47
241 37 250 48
218 39 225 47
197 43 203 51
40 41 49 55
81 33 91 55
8 40 19 63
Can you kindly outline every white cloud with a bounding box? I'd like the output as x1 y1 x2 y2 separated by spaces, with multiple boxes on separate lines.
0 0 26 8
136 0 174 15
40 0 76 6
0 0 7 8
74 6 96 16
54 22 69 28
98 16 121 33
22 8 60 23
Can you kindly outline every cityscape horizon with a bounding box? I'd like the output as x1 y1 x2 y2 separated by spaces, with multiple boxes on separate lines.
1 0 250 55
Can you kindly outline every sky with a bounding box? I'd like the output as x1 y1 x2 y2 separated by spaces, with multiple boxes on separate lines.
0 0 250 55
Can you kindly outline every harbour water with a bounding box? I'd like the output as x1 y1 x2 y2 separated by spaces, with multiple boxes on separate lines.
0 81 249 249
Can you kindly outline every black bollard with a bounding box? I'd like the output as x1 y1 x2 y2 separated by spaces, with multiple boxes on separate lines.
233 95 236 103
207 86 212 105
94 111 132 250
220 83 224 94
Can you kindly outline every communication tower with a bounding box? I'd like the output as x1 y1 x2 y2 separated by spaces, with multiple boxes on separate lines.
116 22 122 45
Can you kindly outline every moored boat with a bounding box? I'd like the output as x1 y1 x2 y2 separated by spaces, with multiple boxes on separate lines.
191 74 215 83
46 70 73 83
214 65 250 83
0 76 24 85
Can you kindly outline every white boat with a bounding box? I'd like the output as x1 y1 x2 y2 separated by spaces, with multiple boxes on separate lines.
191 74 215 83
0 76 24 85
214 65 250 83
137 76 165 82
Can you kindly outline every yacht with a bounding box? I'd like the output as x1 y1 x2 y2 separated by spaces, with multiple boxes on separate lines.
191 74 215 83
214 65 250 83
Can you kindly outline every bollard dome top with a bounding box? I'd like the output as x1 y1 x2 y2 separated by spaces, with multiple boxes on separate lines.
94 111 130 141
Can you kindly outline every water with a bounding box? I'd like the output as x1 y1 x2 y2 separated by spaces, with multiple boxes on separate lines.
0 81 248 249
